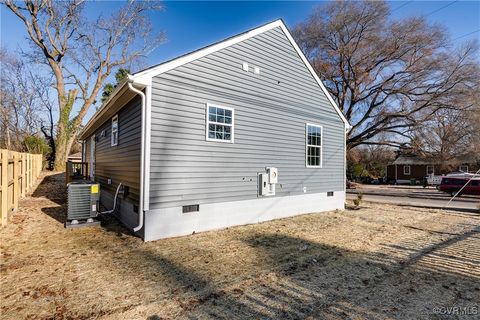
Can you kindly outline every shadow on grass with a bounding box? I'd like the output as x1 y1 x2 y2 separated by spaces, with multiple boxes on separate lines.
82 225 480 319
30 172 67 224
32 172 66 206
28 172 480 318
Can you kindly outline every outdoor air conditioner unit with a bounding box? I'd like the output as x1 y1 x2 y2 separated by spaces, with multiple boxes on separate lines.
66 181 100 228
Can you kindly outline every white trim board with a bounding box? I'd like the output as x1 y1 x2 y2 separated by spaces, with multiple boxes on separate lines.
131 19 350 129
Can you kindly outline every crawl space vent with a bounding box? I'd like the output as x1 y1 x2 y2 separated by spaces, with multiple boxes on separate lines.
327 191 334 197
183 204 200 213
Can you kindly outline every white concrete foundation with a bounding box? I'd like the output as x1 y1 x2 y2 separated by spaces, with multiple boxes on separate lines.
144 191 345 241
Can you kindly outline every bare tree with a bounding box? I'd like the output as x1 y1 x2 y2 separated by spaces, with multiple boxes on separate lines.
3 0 164 170
294 1 479 150
0 47 48 150
347 145 395 180
410 90 480 170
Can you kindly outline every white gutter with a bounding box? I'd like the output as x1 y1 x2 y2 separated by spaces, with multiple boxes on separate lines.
126 80 146 233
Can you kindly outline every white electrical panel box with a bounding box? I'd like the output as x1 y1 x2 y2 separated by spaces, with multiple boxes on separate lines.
258 167 279 197
267 167 278 184
242 62 249 72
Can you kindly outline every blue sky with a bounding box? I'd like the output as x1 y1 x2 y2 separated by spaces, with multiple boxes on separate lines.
2 1 479 69
1 1 479 122
147 1 480 66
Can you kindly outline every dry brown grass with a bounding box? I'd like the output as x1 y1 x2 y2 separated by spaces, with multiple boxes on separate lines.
1 172 479 319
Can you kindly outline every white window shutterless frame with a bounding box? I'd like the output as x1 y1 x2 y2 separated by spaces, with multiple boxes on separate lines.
306 123 323 168
206 104 234 143
111 114 119 146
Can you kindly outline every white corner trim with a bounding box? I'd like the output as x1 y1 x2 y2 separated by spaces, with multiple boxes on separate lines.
144 84 152 211
130 19 350 129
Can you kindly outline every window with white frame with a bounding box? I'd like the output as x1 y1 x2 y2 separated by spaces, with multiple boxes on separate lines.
403 165 411 175
459 165 468 172
206 104 234 142
306 124 322 167
427 165 434 175
111 115 118 146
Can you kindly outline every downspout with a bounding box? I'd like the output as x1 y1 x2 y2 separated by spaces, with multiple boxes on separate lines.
126 80 146 233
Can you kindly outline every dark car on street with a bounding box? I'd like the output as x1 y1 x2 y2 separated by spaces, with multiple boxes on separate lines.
438 177 480 196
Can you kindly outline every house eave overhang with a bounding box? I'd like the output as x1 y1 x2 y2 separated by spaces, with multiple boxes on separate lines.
78 80 146 140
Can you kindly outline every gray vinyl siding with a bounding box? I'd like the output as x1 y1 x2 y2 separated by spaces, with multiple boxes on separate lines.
149 27 345 210
85 96 142 203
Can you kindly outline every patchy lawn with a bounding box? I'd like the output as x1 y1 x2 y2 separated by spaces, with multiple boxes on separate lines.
1 172 479 319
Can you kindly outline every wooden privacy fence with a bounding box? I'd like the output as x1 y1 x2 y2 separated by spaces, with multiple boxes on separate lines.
1 149 43 226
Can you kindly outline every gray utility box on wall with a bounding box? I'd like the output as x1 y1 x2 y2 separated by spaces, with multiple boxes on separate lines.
66 181 100 227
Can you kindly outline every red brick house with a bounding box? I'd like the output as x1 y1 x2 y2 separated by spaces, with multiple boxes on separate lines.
386 155 479 184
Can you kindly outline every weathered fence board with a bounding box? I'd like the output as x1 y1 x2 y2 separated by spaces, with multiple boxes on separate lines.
0 150 43 226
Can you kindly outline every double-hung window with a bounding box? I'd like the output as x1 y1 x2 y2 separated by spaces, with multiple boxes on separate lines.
111 115 118 146
306 124 322 167
206 104 234 143
404 165 411 175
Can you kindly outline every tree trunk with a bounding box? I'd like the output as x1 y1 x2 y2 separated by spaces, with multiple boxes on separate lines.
54 131 68 171
53 89 77 171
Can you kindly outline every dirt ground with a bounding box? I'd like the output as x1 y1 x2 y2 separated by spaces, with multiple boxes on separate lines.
1 172 479 320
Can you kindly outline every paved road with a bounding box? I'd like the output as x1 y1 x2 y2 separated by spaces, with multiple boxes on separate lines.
346 186 480 211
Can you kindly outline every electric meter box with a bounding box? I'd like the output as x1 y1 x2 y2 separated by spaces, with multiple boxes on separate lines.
267 167 278 184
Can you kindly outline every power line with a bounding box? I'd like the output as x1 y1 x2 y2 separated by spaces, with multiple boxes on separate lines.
425 1 458 17
391 1 412 13
452 29 480 41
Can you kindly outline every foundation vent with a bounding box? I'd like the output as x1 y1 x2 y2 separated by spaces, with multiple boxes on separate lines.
183 204 200 213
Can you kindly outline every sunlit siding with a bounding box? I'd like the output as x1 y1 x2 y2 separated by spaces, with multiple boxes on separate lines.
149 27 345 209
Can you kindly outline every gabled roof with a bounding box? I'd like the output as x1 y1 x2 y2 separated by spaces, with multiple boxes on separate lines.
81 19 350 139
392 154 479 166
392 155 434 165
131 19 349 129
